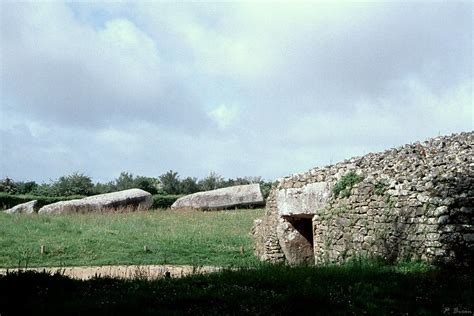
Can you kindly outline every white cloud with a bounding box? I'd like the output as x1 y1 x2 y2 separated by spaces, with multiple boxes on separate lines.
0 1 472 182
207 104 240 130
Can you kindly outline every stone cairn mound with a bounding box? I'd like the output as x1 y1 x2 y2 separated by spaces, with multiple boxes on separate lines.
253 132 473 267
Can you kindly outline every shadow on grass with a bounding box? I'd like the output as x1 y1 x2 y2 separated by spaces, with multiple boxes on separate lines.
0 260 472 315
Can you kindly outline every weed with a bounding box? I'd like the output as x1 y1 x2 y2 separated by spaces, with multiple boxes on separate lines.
373 181 388 196
332 171 364 198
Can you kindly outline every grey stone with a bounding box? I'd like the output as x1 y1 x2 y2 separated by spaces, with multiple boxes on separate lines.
252 131 474 267
276 217 314 265
463 234 474 243
4 200 37 214
38 189 152 215
275 182 331 216
438 215 449 225
171 184 264 210
434 206 449 217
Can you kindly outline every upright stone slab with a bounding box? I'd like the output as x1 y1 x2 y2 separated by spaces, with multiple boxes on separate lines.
38 189 153 215
171 184 265 210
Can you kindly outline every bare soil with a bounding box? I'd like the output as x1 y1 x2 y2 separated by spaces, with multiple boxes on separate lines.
0 264 223 280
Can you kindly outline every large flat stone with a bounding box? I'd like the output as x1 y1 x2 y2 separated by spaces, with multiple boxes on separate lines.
276 182 331 216
171 184 265 210
38 189 153 215
4 200 37 214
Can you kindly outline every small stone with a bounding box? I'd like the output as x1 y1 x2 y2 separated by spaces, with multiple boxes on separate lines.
463 234 474 243
434 206 449 217
438 215 449 225
416 193 430 203
426 233 439 241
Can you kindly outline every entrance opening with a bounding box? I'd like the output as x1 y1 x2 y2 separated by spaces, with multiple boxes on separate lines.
281 215 314 264
289 216 314 248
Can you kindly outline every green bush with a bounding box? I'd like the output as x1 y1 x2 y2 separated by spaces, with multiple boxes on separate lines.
53 172 94 196
152 194 183 209
260 181 277 200
373 181 388 196
0 193 84 211
332 171 364 198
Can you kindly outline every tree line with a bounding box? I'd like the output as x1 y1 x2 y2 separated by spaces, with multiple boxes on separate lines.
0 171 275 198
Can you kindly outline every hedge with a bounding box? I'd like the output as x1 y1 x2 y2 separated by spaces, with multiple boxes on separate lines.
0 193 85 211
152 195 183 209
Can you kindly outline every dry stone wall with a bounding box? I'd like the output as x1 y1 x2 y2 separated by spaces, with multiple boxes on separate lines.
253 132 473 266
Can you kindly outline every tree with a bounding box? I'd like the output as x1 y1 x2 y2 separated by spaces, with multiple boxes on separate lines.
198 171 224 191
53 172 94 196
115 172 135 191
32 183 57 196
0 177 17 194
94 181 117 194
180 177 200 194
159 170 180 195
16 181 38 194
135 176 159 195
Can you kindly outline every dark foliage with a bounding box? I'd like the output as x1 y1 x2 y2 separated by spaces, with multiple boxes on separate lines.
0 193 85 210
152 194 183 209
0 264 472 315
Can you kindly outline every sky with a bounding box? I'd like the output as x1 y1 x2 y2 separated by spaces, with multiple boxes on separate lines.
0 1 472 183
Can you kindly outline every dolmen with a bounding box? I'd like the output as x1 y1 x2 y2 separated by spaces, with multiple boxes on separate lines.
171 184 265 210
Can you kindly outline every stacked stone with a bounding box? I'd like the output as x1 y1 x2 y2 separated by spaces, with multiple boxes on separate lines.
252 190 285 262
253 132 473 266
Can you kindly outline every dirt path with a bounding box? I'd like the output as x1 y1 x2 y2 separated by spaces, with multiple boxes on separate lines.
0 265 224 280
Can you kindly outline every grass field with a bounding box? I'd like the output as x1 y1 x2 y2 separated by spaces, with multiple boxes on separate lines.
0 209 264 268
1 262 472 315
1 208 473 314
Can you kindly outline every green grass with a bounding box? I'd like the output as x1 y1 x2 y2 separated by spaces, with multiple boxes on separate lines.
1 262 472 315
0 209 264 268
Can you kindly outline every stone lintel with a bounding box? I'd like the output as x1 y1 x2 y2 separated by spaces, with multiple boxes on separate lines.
276 182 331 217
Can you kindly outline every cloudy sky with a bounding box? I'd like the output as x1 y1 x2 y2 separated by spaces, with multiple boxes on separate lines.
0 1 472 183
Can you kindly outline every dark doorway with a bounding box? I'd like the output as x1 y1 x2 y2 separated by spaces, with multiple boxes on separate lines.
288 216 314 248
280 215 314 264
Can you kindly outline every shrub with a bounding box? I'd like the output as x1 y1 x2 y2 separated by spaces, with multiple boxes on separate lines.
152 194 183 209
16 181 38 195
260 181 277 200
0 193 84 210
180 177 200 194
198 171 224 191
53 172 94 196
0 177 17 194
134 176 159 195
159 170 181 195
373 181 388 196
332 171 364 198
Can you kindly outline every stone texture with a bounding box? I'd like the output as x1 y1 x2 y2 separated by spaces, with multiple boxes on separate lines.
253 132 473 267
277 216 315 264
276 182 330 216
171 184 264 210
38 189 153 215
4 200 37 214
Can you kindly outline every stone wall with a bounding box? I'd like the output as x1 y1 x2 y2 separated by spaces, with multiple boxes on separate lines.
253 132 473 266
